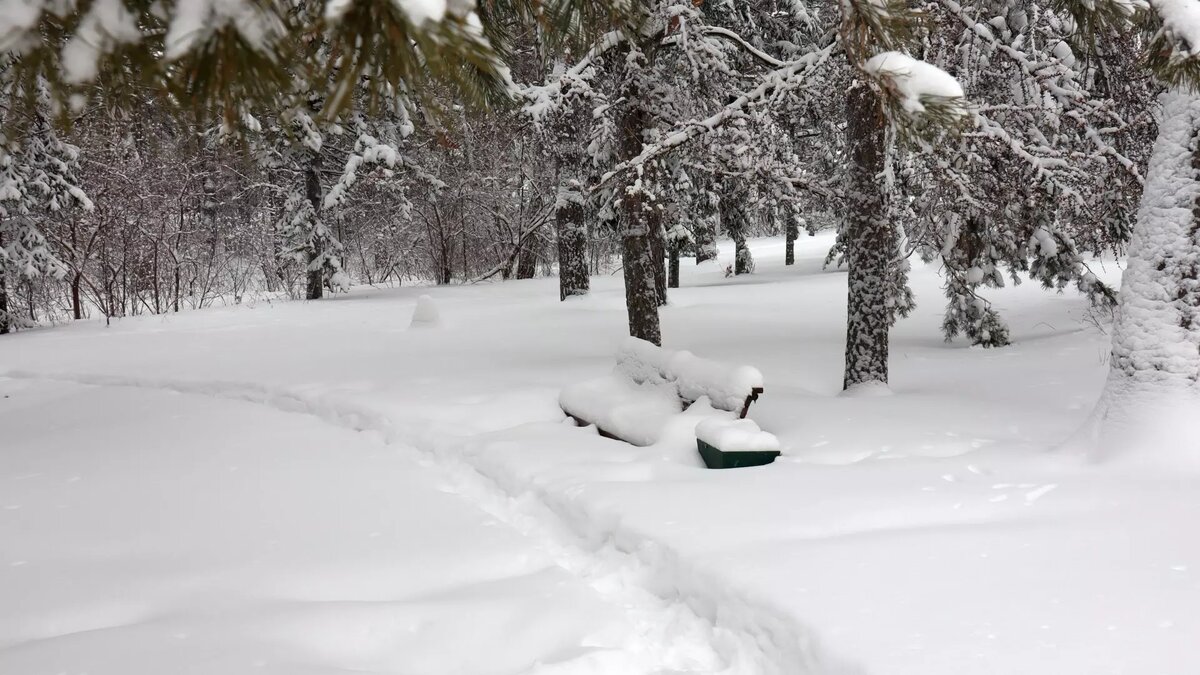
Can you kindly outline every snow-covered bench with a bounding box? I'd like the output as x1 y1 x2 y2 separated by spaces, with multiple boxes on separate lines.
559 337 769 454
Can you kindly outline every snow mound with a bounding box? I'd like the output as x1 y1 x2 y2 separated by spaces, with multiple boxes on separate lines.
410 294 440 328
695 417 780 452
864 51 964 114
840 380 893 398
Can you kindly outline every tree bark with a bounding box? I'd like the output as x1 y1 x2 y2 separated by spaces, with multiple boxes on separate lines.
72 272 83 319
556 179 590 300
668 241 680 289
694 184 718 264
618 102 662 345
0 230 7 335
648 202 667 305
786 218 799 266
842 81 894 391
516 236 537 279
305 156 324 300
0 275 8 336
1084 88 1200 458
721 183 753 275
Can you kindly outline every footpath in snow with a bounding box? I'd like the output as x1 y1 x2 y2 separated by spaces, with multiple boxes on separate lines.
2 233 1197 675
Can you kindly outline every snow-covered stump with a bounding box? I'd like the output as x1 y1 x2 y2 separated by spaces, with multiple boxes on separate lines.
1085 88 1200 463
842 80 895 391
555 179 590 301
409 294 440 328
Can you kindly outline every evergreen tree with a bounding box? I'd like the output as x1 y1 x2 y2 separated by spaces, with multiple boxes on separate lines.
0 82 91 333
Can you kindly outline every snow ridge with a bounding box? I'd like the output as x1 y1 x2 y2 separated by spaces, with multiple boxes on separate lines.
1 369 854 675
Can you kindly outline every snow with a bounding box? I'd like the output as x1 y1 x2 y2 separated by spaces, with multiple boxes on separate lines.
561 338 765 445
613 337 764 414
1082 87 1200 464
863 52 965 114
2 233 1198 675
695 417 780 452
410 293 440 327
1151 0 1200 57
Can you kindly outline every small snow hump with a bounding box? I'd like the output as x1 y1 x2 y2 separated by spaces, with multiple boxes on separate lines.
410 295 440 328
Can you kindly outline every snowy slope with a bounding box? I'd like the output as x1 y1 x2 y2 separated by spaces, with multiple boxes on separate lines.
2 232 1196 675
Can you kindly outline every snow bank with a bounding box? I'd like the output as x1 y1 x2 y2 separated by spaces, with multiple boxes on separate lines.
695 417 780 452
864 51 964 114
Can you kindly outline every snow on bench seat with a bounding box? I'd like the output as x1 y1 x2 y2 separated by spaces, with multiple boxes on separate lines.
560 337 765 446
695 417 780 453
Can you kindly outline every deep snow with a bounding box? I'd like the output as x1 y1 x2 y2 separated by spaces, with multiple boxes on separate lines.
2 232 1197 675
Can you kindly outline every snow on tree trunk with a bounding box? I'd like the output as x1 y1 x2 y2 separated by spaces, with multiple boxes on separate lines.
621 217 661 345
555 179 590 300
304 159 324 301
842 81 894 392
1084 88 1200 461
618 104 662 345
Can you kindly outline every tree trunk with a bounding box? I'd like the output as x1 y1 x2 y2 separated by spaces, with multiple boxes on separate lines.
618 102 662 345
786 218 798 266
72 272 83 319
0 273 8 336
516 236 537 279
721 183 754 275
305 157 324 300
842 81 894 391
648 203 667 305
668 241 680 288
556 179 591 300
1084 88 1200 460
695 187 718 264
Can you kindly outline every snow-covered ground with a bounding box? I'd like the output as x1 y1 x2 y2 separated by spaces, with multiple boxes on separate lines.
2 233 1197 675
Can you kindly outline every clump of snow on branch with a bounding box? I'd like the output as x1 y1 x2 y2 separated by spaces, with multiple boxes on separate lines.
863 52 965 114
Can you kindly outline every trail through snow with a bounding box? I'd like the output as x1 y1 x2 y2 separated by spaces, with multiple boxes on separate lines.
0 370 845 675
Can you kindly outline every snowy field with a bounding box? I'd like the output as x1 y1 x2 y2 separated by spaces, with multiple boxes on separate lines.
2 232 1197 675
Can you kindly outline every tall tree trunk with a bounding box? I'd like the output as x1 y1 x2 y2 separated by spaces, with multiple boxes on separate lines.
556 179 591 300
305 156 324 300
842 81 894 391
1084 88 1200 459
668 241 680 288
618 102 662 345
786 217 799 266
